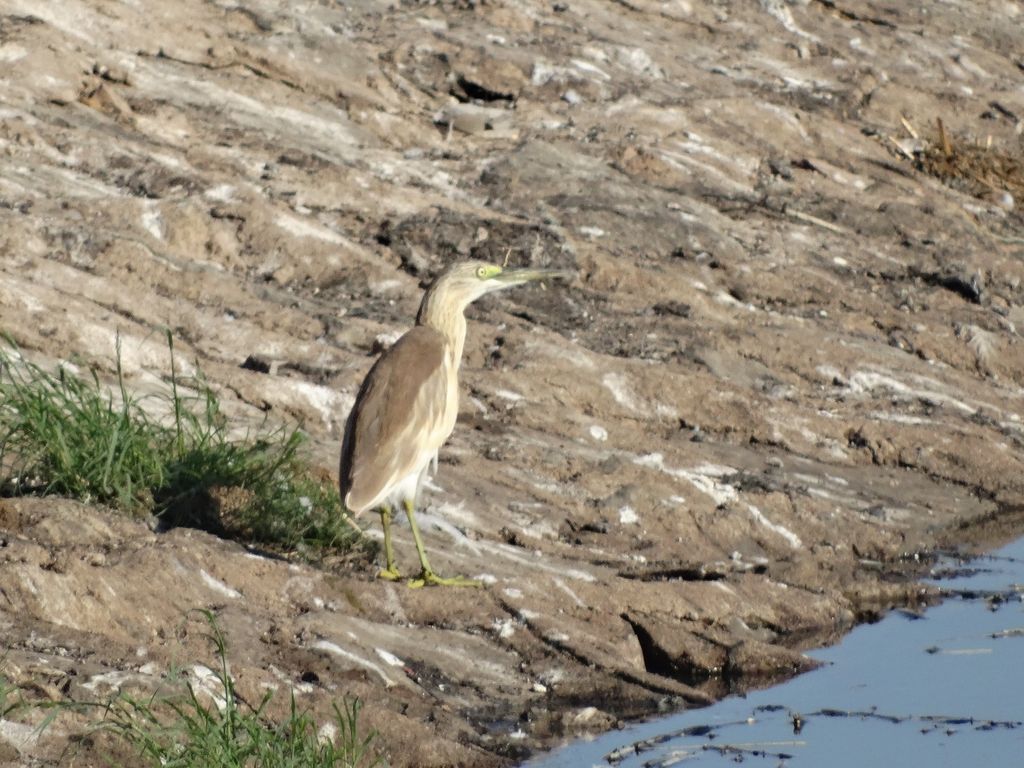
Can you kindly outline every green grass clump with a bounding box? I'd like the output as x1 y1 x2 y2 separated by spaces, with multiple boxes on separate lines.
0 334 360 555
101 612 385 768
0 674 25 719
0 341 164 511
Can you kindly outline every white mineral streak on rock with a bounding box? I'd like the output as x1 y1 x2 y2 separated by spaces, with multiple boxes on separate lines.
747 503 802 548
190 665 228 710
553 577 587 608
634 453 738 506
416 512 482 555
274 212 346 243
81 670 137 693
602 372 641 412
493 618 516 638
200 569 241 598
375 648 404 667
847 371 977 415
313 640 394 686
141 203 163 239
0 719 38 750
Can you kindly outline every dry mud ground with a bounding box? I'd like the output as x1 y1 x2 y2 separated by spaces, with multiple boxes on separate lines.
2 0 1024 765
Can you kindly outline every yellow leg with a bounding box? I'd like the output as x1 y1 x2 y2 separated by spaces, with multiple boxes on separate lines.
377 505 401 581
402 498 481 588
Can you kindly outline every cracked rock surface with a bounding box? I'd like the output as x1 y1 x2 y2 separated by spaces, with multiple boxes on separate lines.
1 1 1024 765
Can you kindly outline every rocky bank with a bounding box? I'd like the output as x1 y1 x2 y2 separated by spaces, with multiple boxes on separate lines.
1 0 1024 765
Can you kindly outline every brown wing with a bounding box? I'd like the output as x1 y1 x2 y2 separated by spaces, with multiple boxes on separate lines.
339 326 449 514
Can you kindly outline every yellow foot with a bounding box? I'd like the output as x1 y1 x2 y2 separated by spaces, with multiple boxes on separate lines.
378 567 402 581
407 571 482 588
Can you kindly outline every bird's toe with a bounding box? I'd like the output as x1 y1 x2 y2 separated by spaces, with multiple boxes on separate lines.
408 570 482 588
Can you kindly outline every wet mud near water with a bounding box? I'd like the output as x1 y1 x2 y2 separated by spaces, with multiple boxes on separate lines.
529 537 1024 767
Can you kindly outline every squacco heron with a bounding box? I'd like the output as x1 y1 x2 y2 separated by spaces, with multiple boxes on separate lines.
340 260 571 587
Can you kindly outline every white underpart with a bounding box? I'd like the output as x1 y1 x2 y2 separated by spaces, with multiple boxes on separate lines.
391 463 432 509
358 456 435 513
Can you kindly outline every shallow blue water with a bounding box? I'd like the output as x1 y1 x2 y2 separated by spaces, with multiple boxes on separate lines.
526 538 1024 767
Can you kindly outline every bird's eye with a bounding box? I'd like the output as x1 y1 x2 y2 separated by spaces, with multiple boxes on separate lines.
476 266 487 278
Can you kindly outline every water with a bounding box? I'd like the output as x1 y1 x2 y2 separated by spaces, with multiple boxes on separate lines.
526 538 1024 767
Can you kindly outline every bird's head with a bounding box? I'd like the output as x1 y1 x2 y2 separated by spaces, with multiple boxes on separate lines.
420 260 574 318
